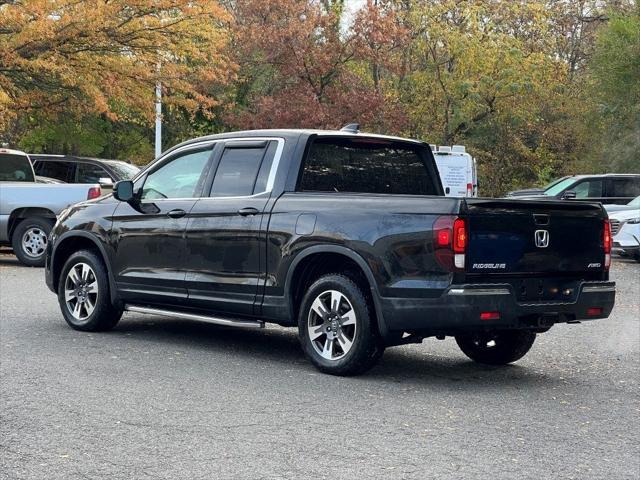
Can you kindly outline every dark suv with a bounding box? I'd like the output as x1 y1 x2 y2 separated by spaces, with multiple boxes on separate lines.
30 155 139 187
45 128 614 376
514 174 640 204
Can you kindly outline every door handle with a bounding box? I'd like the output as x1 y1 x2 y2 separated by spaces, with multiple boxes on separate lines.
167 209 187 219
238 207 259 216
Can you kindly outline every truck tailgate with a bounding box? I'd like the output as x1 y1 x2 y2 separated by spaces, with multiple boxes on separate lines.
463 199 606 276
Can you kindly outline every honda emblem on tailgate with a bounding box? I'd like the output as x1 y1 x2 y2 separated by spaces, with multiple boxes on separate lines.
535 230 550 248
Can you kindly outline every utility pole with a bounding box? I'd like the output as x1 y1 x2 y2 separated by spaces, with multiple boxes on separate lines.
154 63 162 158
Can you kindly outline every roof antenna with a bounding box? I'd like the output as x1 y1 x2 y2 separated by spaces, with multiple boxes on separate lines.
340 123 360 133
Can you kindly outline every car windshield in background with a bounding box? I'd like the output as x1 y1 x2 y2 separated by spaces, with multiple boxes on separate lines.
105 161 140 180
543 176 569 190
544 177 576 196
0 153 35 182
628 196 640 207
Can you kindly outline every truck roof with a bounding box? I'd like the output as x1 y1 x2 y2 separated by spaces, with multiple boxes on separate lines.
165 129 425 157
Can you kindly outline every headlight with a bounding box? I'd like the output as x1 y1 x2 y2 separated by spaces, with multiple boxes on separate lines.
625 217 640 225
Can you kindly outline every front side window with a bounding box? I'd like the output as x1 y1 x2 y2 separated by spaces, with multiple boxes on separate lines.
76 163 110 183
573 180 603 199
141 147 213 200
298 138 438 195
0 153 35 182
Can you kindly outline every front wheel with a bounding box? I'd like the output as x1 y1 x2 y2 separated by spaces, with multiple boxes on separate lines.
455 330 536 365
298 274 384 376
58 250 122 331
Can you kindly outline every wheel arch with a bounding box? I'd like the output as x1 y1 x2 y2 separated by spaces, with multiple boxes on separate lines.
52 231 118 304
285 245 389 338
8 207 56 241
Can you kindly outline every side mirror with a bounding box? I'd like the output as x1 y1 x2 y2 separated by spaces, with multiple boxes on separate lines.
113 180 134 202
562 190 577 200
98 177 114 188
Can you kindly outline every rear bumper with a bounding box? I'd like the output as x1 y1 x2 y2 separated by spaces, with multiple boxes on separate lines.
380 281 615 335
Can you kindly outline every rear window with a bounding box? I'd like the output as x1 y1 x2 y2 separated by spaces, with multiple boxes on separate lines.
0 153 35 182
298 137 439 195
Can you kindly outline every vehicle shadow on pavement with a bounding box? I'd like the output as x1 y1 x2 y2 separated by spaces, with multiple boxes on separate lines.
111 316 559 389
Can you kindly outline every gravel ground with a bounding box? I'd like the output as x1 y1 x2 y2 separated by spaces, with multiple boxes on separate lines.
1 251 638 480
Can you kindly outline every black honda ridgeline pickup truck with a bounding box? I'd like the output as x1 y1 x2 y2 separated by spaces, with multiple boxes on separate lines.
45 127 616 375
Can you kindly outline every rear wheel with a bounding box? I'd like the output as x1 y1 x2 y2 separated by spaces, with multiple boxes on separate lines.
11 217 53 267
455 330 536 365
58 250 122 331
298 274 384 376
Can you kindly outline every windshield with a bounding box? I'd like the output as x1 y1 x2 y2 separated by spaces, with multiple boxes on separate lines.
628 196 640 207
105 161 140 180
544 176 568 189
544 177 576 196
0 153 35 182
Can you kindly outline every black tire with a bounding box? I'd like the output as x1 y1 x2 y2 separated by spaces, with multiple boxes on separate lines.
298 274 384 376
58 249 122 332
11 217 54 267
455 330 536 365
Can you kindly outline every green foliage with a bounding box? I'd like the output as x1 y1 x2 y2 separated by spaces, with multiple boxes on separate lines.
17 114 153 165
579 10 640 173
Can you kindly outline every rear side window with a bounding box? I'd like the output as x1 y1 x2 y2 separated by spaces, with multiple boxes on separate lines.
608 178 640 198
0 153 35 182
210 141 275 197
298 138 438 195
34 161 75 182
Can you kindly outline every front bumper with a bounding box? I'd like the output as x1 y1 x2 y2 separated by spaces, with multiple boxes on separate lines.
613 222 640 255
380 281 615 335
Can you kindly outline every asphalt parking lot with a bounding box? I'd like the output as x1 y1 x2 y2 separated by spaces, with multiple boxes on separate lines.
1 251 638 480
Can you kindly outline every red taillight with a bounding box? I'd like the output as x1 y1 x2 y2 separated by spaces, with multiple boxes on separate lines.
87 186 101 199
480 311 500 320
466 183 473 196
603 219 612 270
433 216 466 271
587 307 603 316
453 218 467 253
437 229 451 246
603 219 611 254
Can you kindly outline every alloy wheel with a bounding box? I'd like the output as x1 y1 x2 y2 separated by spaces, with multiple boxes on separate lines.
307 289 357 361
64 263 98 321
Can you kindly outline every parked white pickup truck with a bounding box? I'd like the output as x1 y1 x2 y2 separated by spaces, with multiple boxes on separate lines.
0 148 101 266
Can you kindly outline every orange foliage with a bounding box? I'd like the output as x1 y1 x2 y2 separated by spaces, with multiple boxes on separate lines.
0 0 235 127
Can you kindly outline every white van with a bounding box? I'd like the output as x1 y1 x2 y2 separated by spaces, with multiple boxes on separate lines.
431 145 478 197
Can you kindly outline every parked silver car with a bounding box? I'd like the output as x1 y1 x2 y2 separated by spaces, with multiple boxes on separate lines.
0 148 102 266
604 195 640 214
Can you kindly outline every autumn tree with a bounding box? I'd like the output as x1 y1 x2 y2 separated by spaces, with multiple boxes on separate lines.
225 0 407 131
0 0 234 139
